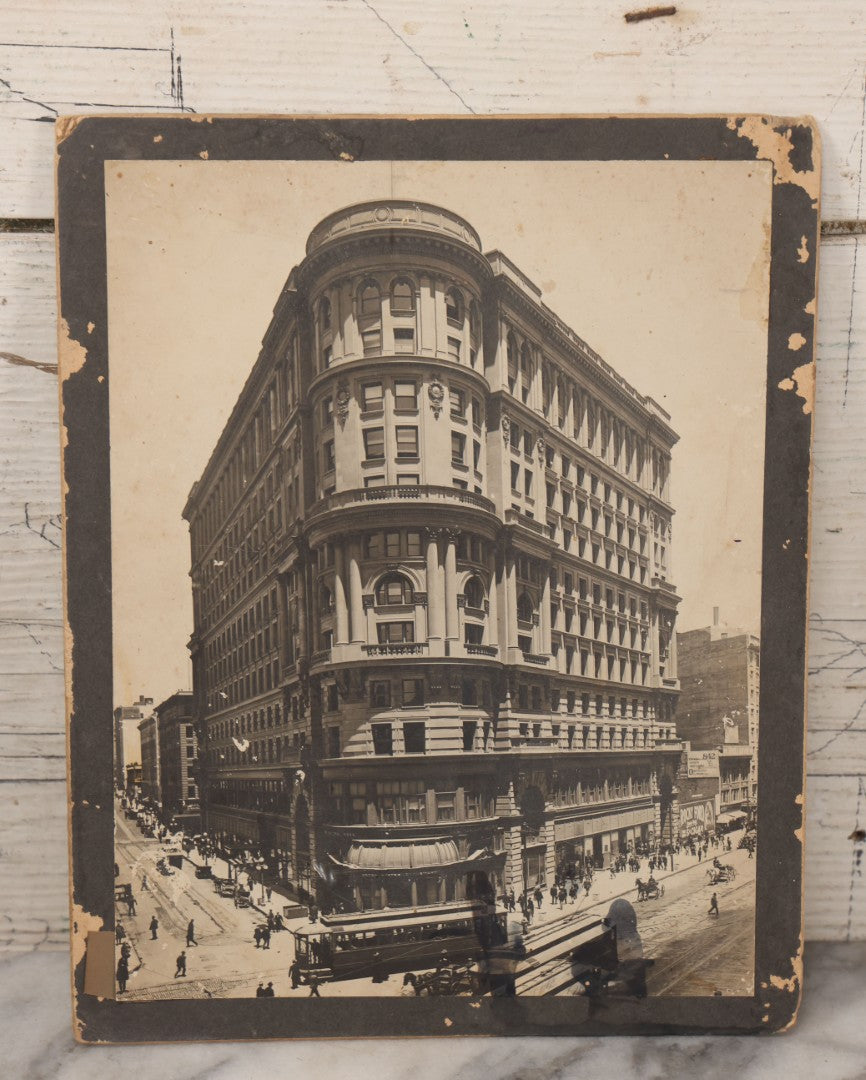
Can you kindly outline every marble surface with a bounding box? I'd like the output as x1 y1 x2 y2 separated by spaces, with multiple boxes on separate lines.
3 943 864 1079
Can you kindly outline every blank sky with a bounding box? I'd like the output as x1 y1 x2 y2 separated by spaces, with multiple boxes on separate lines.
106 158 771 707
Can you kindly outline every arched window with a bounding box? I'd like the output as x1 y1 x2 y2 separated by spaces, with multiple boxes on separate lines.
517 592 534 624
360 282 381 318
464 576 485 609
445 287 464 325
390 278 415 314
375 572 413 606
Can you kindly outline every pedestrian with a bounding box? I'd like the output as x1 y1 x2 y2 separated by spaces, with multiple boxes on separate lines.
116 955 129 993
149 915 159 940
708 892 720 917
256 983 265 997
267 910 275 932
584 879 591 898
558 885 567 908
114 861 120 878
127 894 137 916
266 887 273 903
534 886 543 909
569 882 578 904
549 882 557 906
115 923 126 944
289 958 301 989
262 926 271 950
174 950 187 977
308 973 321 997
186 919 197 946
525 897 534 923
263 981 275 997
141 874 149 892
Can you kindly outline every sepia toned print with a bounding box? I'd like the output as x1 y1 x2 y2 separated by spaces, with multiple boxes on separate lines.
107 163 768 1002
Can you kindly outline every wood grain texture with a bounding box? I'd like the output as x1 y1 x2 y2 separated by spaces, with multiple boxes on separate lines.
0 0 864 949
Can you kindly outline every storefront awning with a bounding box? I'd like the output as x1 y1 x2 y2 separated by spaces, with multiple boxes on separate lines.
328 838 497 873
716 811 747 824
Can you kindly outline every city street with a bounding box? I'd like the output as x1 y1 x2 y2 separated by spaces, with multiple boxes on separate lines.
115 806 297 1000
116 802 755 1000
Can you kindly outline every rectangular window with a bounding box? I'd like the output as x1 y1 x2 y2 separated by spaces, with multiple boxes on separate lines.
385 531 401 557
436 793 456 821
450 387 465 417
362 328 382 355
364 475 385 488
403 721 426 753
370 680 391 707
471 397 481 428
394 329 415 354
447 336 461 362
362 383 384 412
363 427 385 460
327 726 341 757
326 683 339 711
321 396 333 424
395 426 418 458
377 621 415 643
406 531 422 556
394 379 417 408
402 678 424 706
372 723 393 755
451 431 466 465
473 440 481 470
462 720 478 751
323 439 335 472
511 461 520 491
461 678 478 706
397 473 420 486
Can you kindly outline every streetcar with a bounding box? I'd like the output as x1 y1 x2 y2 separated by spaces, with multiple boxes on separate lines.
291 903 510 984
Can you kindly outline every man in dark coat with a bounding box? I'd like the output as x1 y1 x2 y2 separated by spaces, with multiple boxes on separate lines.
149 915 159 940
175 950 187 977
186 919 198 946
289 958 301 989
116 956 129 993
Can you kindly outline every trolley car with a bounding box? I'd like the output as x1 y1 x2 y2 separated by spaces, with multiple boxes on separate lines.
292 903 510 984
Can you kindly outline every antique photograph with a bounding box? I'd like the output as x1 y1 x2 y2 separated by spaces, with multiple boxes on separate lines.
105 156 768 1003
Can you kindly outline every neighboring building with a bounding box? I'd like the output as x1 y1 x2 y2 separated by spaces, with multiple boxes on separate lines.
154 691 199 824
113 694 152 789
124 762 142 793
676 748 721 839
138 712 161 808
184 200 682 910
676 608 759 827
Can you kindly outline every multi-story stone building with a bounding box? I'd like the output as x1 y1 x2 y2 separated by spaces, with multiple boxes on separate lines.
676 609 759 825
154 691 199 826
113 694 152 789
184 200 682 911
138 711 160 809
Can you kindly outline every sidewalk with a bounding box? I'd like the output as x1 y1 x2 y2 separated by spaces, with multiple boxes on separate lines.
521 833 749 937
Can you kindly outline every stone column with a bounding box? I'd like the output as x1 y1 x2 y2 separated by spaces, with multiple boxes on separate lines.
444 529 459 645
334 545 349 645
505 548 517 655
486 546 499 649
348 541 364 644
540 569 551 656
426 530 444 653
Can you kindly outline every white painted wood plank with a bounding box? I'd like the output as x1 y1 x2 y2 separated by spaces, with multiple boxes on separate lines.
0 0 864 218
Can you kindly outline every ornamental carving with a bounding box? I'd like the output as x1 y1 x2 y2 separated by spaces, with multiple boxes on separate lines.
501 415 511 444
537 435 546 461
413 592 428 606
428 378 445 419
362 594 375 610
335 380 351 428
